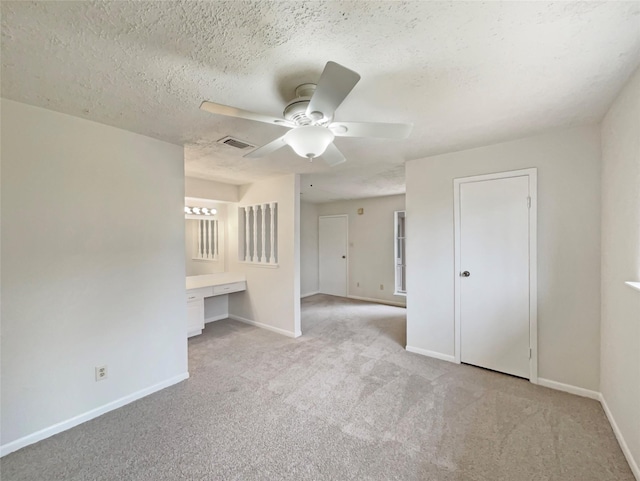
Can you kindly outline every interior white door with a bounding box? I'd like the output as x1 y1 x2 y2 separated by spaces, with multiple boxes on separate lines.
460 175 530 378
319 215 348 297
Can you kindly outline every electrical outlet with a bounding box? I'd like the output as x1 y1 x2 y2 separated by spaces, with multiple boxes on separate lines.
380 284 384 290
95 365 108 381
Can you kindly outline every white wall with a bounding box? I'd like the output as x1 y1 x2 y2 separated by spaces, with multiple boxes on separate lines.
300 202 319 296
0 100 188 452
185 202 228 276
316 195 406 306
406 125 601 391
227 174 301 337
600 67 640 477
185 176 239 203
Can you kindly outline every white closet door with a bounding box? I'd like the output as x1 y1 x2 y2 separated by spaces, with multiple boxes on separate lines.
460 175 530 378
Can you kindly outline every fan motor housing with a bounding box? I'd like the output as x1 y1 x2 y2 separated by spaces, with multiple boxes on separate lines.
283 83 332 126
283 99 312 126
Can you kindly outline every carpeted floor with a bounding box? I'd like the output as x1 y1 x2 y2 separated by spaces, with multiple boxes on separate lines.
1 294 634 480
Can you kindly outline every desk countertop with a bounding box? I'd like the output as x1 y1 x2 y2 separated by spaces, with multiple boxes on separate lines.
186 273 247 290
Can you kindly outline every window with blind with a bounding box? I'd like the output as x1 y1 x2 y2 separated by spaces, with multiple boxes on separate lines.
394 211 406 295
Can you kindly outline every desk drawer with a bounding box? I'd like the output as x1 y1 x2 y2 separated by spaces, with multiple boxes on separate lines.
186 286 213 302
213 281 246 296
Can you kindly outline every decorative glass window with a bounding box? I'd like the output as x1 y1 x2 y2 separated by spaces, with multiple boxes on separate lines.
394 211 406 295
192 219 219 261
239 202 277 265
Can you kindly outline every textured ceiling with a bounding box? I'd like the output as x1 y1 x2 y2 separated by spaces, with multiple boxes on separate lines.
2 1 639 203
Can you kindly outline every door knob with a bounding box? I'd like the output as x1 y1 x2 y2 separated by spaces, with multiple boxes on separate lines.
342 255 346 259
461 271 470 277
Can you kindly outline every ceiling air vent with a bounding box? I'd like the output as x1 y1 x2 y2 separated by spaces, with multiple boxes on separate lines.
217 136 256 150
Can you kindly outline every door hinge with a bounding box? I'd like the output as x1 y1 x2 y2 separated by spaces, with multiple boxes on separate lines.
529 348 532 359
527 196 531 208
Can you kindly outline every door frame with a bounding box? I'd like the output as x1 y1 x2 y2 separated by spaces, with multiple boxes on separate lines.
318 214 349 297
453 168 538 383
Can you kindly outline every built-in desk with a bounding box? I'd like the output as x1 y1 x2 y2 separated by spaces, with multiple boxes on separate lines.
186 273 247 337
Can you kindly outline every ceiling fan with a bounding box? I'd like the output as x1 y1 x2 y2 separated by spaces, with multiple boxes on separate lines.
200 61 413 166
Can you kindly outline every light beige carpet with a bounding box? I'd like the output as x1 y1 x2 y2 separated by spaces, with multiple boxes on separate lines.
1 294 633 480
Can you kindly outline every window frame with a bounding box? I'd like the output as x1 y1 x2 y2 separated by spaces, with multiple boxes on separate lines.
394 210 407 296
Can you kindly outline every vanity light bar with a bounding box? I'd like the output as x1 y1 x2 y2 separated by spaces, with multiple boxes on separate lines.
185 206 217 216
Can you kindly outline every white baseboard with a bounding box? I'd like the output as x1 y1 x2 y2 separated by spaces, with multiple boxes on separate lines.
406 345 456 363
204 313 228 324
229 314 301 338
0 372 189 458
347 295 406 307
301 291 320 299
600 394 640 480
537 378 601 400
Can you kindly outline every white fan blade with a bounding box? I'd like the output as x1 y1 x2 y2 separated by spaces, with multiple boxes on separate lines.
329 121 413 139
321 143 346 167
244 135 287 158
306 62 361 121
200 101 294 128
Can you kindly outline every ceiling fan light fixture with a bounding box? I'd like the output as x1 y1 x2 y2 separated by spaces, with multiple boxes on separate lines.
284 125 335 159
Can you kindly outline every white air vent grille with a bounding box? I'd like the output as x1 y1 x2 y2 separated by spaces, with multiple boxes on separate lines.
218 136 256 150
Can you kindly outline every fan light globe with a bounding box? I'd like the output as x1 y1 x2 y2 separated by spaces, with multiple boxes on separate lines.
284 126 334 159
